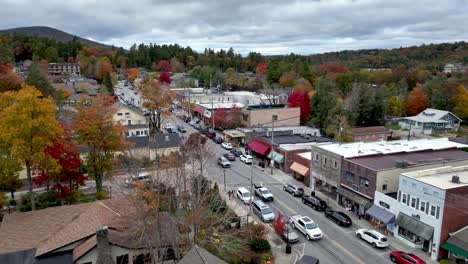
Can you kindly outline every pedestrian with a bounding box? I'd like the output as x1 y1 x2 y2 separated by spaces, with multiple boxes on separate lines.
228 190 232 200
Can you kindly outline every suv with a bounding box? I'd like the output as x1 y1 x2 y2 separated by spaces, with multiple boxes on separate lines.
218 157 231 168
302 195 327 211
177 125 187 133
324 209 352 227
221 142 233 150
254 187 274 202
236 187 252 204
213 136 223 144
356 229 389 248
283 184 304 196
252 200 275 222
240 154 253 164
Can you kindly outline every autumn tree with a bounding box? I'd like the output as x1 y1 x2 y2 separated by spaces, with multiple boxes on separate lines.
452 85 468 120
0 63 22 92
95 57 113 82
279 71 296 87
156 60 171 72
73 95 127 198
288 90 310 123
170 57 185 73
325 99 354 142
406 86 427 116
127 67 140 83
272 212 287 236
140 80 173 136
386 96 405 117
159 72 171 84
25 62 54 97
0 152 22 200
255 63 268 74
0 85 62 210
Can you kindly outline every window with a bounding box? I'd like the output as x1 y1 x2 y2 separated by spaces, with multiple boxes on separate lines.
125 112 130 115
420 201 426 212
117 254 129 264
423 187 428 193
411 183 416 188
346 171 355 182
433 191 439 196
144 130 148 135
136 131 140 136
125 132 129 137
323 157 328 165
117 113 123 116
402 179 407 185
430 205 436 217
402 193 407 204
360 177 369 188
127 120 131 125
382 184 387 191
411 197 417 208
314 153 319 161
333 160 338 168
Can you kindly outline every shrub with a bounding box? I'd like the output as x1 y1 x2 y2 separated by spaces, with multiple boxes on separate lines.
249 239 271 253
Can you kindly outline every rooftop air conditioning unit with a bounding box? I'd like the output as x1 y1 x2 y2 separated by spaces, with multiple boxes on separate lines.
452 175 460 183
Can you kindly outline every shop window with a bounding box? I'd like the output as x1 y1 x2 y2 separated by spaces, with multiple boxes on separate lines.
411 197 416 208
401 193 407 204
420 201 426 212
430 205 436 217
398 227 423 245
359 177 369 188
346 171 354 182
117 254 129 264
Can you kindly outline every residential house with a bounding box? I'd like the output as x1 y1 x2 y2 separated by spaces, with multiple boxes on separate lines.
352 126 392 142
113 101 149 137
177 245 227 264
443 63 468 74
399 108 462 135
373 165 468 261
48 63 81 76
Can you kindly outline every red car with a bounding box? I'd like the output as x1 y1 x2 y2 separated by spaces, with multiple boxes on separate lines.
390 251 426 264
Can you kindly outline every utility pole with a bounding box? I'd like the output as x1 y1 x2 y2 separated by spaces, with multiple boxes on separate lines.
223 168 226 190
250 156 254 213
338 118 343 145
270 115 278 175
407 121 412 141
310 144 315 192
210 74 215 130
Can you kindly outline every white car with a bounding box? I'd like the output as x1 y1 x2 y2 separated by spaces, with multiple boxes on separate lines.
254 187 274 202
236 187 252 204
240 154 253 164
290 215 323 240
221 142 233 150
164 123 174 131
355 229 389 248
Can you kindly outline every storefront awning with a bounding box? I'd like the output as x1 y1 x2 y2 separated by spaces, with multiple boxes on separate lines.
396 213 434 241
337 187 372 208
290 162 309 176
248 140 271 156
442 242 468 259
366 205 395 224
268 151 284 163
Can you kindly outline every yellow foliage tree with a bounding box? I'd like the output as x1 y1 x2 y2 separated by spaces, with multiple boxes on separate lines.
0 85 62 210
452 85 468 120
139 80 173 135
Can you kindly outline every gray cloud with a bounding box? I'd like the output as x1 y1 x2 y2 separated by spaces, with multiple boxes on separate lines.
0 0 467 55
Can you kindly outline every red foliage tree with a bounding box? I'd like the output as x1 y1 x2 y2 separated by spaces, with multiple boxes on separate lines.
319 62 348 78
273 212 287 236
33 126 86 199
0 63 22 92
159 72 171 84
156 60 171 72
288 91 310 123
255 63 268 74
406 86 427 116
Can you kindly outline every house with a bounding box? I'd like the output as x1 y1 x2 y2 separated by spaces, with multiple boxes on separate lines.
373 165 468 261
399 108 462 135
126 134 182 160
352 126 392 142
170 73 199 88
48 63 81 76
0 198 184 264
113 101 149 137
177 245 227 264
442 226 468 262
443 63 468 74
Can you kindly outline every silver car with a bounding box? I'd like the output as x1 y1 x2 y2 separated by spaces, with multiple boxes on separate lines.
252 200 275 222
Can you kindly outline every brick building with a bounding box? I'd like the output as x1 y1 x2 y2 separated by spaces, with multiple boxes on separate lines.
352 126 392 142
48 63 81 75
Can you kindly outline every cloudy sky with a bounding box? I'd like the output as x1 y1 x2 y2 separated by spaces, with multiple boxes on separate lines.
1 0 467 55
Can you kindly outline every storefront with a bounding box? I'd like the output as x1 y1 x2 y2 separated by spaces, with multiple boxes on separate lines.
267 151 284 169
396 213 434 253
337 186 372 217
223 129 246 147
247 140 271 157
290 162 309 181
365 205 396 234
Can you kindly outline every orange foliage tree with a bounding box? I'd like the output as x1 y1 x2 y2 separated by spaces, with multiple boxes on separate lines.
406 86 427 116
255 63 268 74
127 67 140 83
139 80 174 135
0 63 22 92
94 57 113 82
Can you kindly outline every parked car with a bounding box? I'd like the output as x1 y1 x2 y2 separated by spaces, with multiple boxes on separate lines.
183 116 191 123
223 153 236 161
217 157 231 168
230 149 243 157
290 215 323 240
213 136 223 144
251 200 275 222
254 186 274 202
324 209 352 227
240 154 253 164
189 120 196 126
207 129 216 139
177 125 187 133
356 229 389 248
236 187 252 204
302 195 327 211
199 126 208 134
283 184 304 196
164 123 174 132
282 225 300 244
297 255 320 264
125 172 151 187
221 142 233 150
389 251 426 264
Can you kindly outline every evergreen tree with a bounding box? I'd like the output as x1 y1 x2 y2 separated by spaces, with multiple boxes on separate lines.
25 63 54 97
103 71 113 93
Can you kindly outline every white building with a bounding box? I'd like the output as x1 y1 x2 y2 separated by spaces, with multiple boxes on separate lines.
113 101 149 137
399 108 462 135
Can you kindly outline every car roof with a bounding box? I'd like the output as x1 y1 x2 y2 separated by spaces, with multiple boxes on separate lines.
238 187 250 192
368 230 386 238
254 200 268 208
301 216 313 223
259 187 269 191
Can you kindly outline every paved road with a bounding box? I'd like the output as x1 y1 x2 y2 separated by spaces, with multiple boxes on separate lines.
172 116 393 264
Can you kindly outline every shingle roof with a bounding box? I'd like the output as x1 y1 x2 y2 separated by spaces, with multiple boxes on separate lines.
178 245 227 264
404 108 462 123
127 134 182 149
259 134 332 145
72 235 96 262
352 126 390 135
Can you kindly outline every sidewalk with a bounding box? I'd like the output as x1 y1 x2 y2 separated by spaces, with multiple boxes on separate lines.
221 190 298 264
267 168 438 264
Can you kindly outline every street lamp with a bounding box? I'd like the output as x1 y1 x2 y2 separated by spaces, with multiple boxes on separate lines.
270 115 278 175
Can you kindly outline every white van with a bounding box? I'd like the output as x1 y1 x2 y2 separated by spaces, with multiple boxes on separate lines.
236 187 252 204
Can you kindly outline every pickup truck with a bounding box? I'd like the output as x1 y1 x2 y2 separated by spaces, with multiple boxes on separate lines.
254 186 274 202
302 195 327 211
290 215 323 240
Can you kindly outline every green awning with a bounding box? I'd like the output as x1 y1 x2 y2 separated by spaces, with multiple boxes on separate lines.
267 151 284 163
442 242 468 259
396 213 434 241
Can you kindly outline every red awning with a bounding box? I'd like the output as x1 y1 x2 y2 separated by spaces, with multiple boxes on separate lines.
248 140 271 156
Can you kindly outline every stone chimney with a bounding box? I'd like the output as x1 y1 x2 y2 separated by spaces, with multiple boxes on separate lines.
96 226 115 264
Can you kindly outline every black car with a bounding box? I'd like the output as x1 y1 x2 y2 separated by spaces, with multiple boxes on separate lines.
177 125 187 133
324 209 352 227
213 136 223 144
230 149 242 157
283 184 304 197
223 153 236 161
297 255 320 264
302 195 328 211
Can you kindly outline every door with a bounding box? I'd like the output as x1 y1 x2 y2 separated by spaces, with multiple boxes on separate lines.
422 239 430 252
